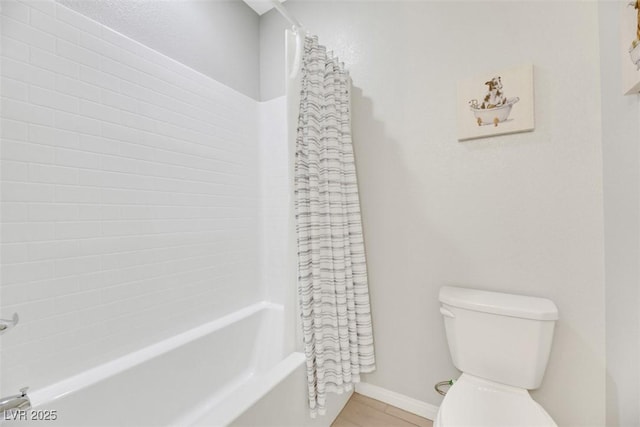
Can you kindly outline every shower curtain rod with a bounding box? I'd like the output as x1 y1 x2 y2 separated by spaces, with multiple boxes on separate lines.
270 0 303 30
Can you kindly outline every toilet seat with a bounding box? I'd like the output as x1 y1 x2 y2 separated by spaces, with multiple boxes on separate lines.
434 374 557 427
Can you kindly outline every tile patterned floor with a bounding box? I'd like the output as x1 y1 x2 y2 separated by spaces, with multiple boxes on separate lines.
331 393 434 427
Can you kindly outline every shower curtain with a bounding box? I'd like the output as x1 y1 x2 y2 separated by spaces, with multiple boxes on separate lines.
294 35 376 417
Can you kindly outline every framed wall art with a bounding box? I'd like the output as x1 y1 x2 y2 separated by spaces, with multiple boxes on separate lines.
622 0 640 95
457 64 534 141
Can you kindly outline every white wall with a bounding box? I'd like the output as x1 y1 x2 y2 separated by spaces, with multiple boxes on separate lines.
56 0 261 99
599 2 640 426
261 2 606 425
259 96 288 306
0 0 262 393
259 11 286 102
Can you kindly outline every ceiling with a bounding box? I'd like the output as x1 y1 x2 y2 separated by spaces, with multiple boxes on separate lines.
242 0 286 16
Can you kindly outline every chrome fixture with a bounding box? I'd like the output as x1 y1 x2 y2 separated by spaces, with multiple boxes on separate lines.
435 379 455 396
0 313 19 335
0 387 31 417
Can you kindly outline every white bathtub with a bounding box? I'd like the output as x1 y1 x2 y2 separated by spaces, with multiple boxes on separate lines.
8 302 350 427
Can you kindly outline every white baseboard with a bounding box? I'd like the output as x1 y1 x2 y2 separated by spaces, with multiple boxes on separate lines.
354 382 440 421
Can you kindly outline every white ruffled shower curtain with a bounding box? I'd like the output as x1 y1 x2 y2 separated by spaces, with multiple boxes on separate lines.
294 35 376 417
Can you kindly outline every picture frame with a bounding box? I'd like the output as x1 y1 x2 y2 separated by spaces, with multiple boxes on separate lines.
457 64 535 142
621 0 640 95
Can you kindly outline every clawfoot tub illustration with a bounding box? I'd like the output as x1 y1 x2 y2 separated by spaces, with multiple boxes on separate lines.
469 97 520 127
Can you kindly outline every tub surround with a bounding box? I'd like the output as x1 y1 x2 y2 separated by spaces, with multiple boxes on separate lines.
1 0 261 393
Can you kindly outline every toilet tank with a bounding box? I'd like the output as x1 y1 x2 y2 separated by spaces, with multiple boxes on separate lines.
439 286 558 390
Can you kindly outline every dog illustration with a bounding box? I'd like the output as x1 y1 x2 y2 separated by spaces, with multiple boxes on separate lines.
481 76 507 109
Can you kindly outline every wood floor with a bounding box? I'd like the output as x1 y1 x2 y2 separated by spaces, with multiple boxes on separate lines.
331 393 433 427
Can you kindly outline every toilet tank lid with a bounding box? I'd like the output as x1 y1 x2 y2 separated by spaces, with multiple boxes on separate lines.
439 286 559 321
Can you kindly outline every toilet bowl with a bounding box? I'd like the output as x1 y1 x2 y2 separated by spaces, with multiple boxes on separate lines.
436 286 559 427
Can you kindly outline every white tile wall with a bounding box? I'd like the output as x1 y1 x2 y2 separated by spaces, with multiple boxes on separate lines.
259 96 289 306
0 0 262 392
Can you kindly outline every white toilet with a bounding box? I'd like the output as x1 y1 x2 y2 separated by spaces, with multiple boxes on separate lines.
435 286 559 427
